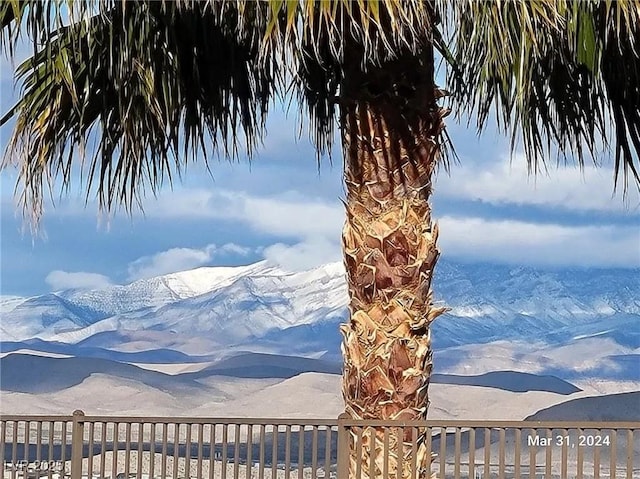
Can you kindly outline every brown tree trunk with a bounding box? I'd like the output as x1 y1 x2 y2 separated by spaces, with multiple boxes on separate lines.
339 40 448 479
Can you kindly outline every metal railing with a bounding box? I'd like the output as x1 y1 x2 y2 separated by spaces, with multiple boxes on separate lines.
1 411 638 479
337 416 640 479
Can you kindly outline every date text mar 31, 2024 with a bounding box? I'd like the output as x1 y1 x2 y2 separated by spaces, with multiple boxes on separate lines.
527 433 612 448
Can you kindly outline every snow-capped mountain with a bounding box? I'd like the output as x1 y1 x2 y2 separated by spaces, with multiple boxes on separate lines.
62 261 282 316
2 260 638 357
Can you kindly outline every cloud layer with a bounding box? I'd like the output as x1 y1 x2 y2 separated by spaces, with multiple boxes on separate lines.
143 189 344 238
140 189 346 271
45 271 113 291
39 179 638 283
143 188 638 269
435 155 640 213
126 242 250 281
263 237 342 271
438 216 640 268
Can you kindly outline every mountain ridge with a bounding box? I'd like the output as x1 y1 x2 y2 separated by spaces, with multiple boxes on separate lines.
2 260 638 361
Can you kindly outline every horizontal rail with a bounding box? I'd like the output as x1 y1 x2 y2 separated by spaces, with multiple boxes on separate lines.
0 416 74 422
2 416 637 429
0 415 338 426
0 416 339 426
337 418 640 428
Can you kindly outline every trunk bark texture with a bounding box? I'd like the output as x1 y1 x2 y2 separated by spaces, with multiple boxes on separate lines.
339 42 448 479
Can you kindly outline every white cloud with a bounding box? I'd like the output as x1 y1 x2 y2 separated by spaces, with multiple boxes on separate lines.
435 155 640 213
219 243 252 255
438 216 640 268
127 242 251 280
144 188 638 269
141 189 346 271
244 193 344 237
190 191 344 270
144 189 345 239
45 271 112 291
263 237 342 271
37 183 639 272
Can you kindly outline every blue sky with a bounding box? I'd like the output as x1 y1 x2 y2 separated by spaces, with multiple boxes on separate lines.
1 45 639 297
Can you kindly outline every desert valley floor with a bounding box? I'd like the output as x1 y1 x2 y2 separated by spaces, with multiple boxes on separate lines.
1 348 639 421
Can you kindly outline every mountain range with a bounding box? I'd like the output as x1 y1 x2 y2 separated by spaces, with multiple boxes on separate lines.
1 259 638 381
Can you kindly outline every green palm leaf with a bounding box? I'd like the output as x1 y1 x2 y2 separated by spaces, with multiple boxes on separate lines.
1 0 280 223
446 0 640 193
1 0 639 224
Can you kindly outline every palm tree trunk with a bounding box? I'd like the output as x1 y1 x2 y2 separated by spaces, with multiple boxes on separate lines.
339 43 448 479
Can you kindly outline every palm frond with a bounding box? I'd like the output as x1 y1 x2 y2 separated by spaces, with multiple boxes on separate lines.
1 0 280 226
202 0 445 162
1 0 63 59
446 0 640 194
1 0 452 226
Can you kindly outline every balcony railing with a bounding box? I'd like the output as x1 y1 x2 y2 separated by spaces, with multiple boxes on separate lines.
1 411 638 479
